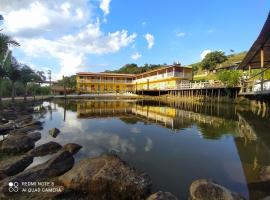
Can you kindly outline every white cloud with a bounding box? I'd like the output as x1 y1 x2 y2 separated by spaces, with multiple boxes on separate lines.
1 1 90 38
200 49 212 60
0 0 136 79
144 137 153 152
131 52 141 60
176 32 186 37
19 23 136 78
100 0 111 16
144 33 154 49
130 127 141 134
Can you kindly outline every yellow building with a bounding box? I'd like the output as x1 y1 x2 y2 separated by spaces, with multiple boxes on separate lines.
76 72 134 93
76 65 192 93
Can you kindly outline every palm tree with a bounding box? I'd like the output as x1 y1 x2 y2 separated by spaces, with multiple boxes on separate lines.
0 16 20 101
0 33 20 65
5 55 21 101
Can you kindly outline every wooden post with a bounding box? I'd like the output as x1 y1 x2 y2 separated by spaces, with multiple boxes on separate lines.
248 64 251 77
218 89 220 102
261 48 264 92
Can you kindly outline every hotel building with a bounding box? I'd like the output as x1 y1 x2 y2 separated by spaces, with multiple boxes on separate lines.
76 64 192 93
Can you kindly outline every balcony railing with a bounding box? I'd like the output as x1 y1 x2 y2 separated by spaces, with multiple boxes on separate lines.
134 72 192 84
78 79 133 84
240 79 270 95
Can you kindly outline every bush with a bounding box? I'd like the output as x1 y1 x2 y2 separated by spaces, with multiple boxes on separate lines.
217 70 241 87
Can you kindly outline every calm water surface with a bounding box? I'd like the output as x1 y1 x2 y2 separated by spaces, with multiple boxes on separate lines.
31 99 270 199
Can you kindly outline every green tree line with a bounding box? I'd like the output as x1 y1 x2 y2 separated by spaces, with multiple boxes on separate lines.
104 63 165 74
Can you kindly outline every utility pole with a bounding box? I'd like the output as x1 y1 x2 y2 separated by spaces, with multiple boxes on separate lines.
63 75 67 98
48 70 52 95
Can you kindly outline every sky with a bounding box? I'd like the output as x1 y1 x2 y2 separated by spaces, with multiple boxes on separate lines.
0 0 269 80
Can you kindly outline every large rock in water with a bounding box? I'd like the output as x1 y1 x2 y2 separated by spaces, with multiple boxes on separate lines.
189 179 245 200
49 128 60 138
0 150 74 198
147 191 178 200
10 124 43 135
0 155 33 179
260 166 270 181
63 143 82 155
27 132 41 142
27 141 62 157
58 154 152 200
0 134 35 153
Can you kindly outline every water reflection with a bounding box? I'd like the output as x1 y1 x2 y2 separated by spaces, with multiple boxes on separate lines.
34 99 270 199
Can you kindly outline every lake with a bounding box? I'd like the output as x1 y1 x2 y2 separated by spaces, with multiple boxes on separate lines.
30 99 270 199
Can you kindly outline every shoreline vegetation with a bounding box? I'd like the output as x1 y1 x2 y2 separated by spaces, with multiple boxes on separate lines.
0 100 250 200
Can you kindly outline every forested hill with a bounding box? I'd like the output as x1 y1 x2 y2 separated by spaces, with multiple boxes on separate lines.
190 51 247 72
104 51 247 75
104 64 164 74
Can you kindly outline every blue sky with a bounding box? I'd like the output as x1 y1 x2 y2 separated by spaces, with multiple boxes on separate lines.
0 0 269 79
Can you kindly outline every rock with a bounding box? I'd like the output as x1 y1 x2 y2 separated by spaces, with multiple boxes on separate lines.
260 166 270 181
147 191 178 200
0 172 7 180
0 134 35 153
58 154 151 200
189 179 245 200
0 150 74 198
21 120 42 128
28 141 62 157
260 196 270 200
27 132 41 142
0 118 8 124
49 128 60 138
2 110 18 120
63 143 82 155
0 155 33 178
14 115 33 126
0 121 16 135
10 125 43 135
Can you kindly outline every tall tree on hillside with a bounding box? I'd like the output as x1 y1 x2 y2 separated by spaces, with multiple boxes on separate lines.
200 51 227 71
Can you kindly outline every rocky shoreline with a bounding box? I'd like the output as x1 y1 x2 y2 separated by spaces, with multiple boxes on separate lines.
0 101 267 199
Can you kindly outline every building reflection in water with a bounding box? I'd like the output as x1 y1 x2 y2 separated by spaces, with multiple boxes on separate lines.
56 99 270 199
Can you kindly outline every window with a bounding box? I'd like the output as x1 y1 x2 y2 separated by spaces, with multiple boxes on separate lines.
91 85 95 91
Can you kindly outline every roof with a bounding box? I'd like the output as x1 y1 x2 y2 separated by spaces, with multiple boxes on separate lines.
77 64 191 77
238 12 270 69
134 65 192 77
77 72 135 77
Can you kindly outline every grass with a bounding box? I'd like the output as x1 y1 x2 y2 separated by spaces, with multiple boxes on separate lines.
193 73 218 81
219 52 247 67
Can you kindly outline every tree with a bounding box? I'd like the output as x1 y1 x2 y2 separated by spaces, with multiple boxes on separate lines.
0 16 20 101
217 70 241 87
56 75 76 89
19 65 37 100
200 51 227 71
5 55 21 101
36 71 46 82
